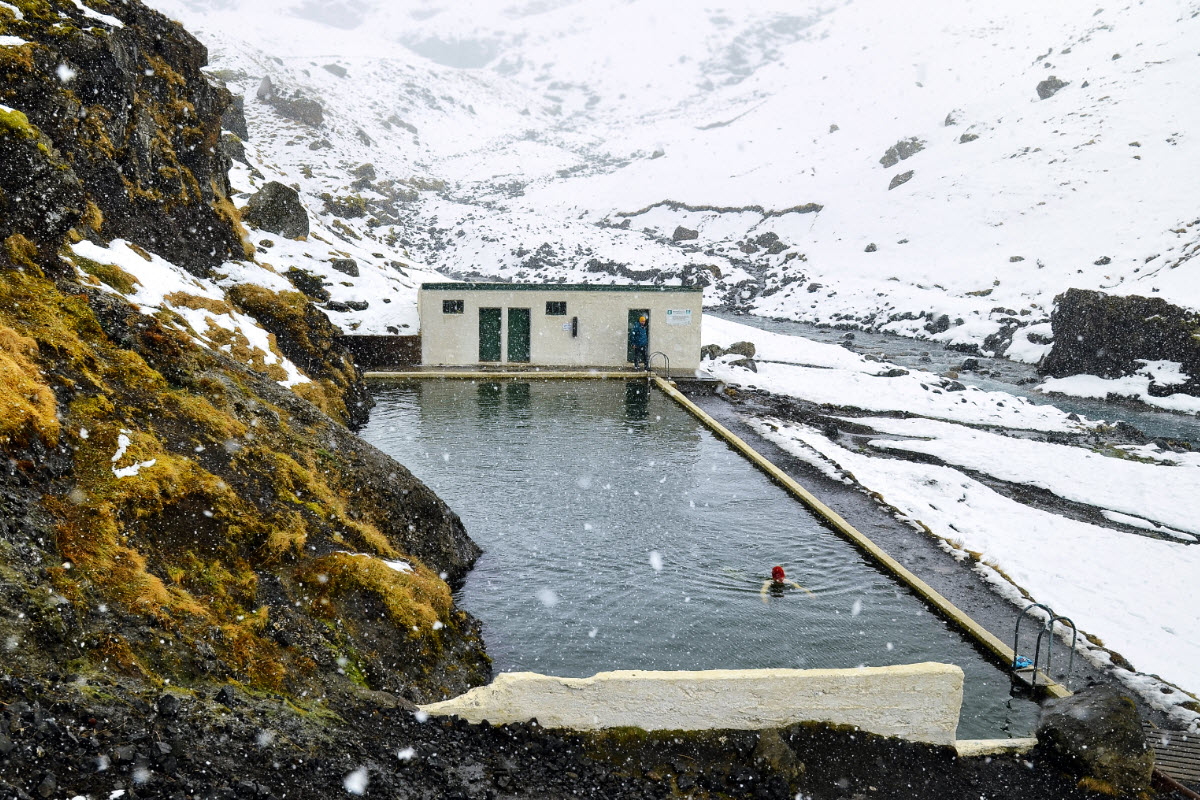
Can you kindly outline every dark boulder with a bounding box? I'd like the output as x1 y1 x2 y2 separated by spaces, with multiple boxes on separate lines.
322 63 348 78
243 181 309 239
1036 685 1154 796
1037 76 1069 99
925 314 951 334
700 344 726 361
727 341 757 358
729 357 758 372
272 94 325 127
330 258 360 277
754 232 787 254
879 137 925 168
888 170 914 190
672 226 699 242
256 75 275 101
865 243 878 252
1039 289 1200 394
283 267 330 302
256 76 324 126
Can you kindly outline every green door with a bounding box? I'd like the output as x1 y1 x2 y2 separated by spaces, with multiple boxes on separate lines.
627 309 650 362
479 308 501 362
507 308 531 363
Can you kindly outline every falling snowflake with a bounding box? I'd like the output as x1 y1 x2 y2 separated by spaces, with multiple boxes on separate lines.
343 767 368 795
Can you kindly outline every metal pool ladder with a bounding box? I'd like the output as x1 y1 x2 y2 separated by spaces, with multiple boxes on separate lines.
648 351 669 376
1011 603 1077 689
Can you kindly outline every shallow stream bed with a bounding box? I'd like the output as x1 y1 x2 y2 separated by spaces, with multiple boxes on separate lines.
715 311 1200 446
362 379 1039 739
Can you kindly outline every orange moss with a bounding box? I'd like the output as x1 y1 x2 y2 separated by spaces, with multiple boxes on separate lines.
296 551 451 632
4 233 40 269
164 291 232 316
196 316 291 384
70 254 140 294
0 325 60 447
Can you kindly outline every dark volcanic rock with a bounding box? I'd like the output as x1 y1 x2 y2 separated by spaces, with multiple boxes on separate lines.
889 170 915 190
219 132 248 165
1037 76 1069 99
242 181 309 239
256 76 324 126
1040 289 1200 395
879 137 925 168
0 0 248 274
0 110 86 265
222 93 249 140
959 131 980 143
330 257 360 277
672 225 700 242
726 341 757 358
283 267 330 301
865 242 878 252
1036 685 1154 796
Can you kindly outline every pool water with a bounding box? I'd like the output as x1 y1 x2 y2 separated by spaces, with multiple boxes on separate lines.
361 379 1039 739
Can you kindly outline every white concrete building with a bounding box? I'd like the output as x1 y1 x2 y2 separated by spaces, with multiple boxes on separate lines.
418 283 703 372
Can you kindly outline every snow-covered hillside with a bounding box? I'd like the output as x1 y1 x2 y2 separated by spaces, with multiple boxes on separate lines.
125 0 1200 727
152 0 1199 358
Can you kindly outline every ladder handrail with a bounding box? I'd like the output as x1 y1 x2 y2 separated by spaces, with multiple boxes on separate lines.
648 351 669 376
1013 602 1077 688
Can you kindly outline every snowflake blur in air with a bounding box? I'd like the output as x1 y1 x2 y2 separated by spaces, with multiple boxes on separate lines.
343 767 368 795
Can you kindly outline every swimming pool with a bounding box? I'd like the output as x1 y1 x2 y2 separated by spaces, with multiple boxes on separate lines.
361 379 1039 739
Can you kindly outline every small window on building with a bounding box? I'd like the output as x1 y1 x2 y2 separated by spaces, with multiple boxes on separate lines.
443 299 464 314
545 301 567 316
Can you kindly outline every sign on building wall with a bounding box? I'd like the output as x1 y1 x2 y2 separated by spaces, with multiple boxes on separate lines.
665 308 693 325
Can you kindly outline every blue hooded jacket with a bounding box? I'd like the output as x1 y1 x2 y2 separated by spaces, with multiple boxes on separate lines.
631 321 648 348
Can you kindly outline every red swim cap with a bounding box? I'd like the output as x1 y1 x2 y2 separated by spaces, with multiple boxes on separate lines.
771 565 785 582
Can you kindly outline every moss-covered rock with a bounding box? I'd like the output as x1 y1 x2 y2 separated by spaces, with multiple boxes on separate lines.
0 260 486 701
0 0 249 275
227 284 373 428
242 180 309 239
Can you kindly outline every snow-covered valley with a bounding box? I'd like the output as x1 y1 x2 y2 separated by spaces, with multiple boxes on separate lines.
92 0 1193 731
6 0 1195 743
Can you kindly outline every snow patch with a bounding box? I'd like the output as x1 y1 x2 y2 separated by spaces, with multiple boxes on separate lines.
72 0 124 28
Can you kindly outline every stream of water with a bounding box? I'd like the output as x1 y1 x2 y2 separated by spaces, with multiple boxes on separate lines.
713 311 1200 446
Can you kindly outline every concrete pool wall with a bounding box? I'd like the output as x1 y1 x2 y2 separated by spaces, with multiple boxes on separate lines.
421 663 966 746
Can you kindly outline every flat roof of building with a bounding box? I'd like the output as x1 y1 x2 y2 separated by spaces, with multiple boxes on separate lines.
420 282 702 293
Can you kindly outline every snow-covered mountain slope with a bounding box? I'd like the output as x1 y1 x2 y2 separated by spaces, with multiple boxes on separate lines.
149 0 1199 355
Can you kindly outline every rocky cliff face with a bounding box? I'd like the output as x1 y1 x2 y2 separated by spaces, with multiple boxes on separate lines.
0 0 247 276
0 0 489 711
1040 288 1200 396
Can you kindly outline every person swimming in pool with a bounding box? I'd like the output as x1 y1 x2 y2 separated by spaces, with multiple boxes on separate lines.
760 565 814 603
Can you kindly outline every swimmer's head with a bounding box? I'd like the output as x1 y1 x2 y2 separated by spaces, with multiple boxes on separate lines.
771 565 786 582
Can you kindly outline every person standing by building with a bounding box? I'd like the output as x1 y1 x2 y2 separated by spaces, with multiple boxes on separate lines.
631 315 649 370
